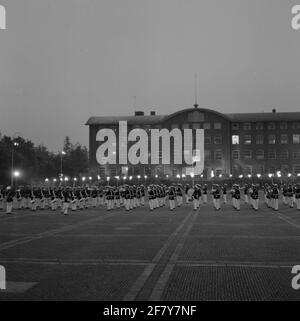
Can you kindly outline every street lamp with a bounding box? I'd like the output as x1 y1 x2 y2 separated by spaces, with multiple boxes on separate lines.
144 175 147 186
60 151 66 178
11 141 19 186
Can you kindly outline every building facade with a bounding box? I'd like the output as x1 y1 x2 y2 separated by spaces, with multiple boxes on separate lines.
86 107 300 179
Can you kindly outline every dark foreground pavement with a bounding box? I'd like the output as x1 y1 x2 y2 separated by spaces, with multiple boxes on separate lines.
0 199 300 301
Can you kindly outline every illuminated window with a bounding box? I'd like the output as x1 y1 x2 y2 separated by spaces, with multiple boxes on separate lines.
280 134 288 144
232 135 239 145
293 134 300 144
256 135 264 144
244 135 252 144
268 134 276 144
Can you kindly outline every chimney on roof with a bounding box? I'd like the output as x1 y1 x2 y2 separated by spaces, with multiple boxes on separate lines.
272 108 276 113
134 111 144 116
150 111 156 116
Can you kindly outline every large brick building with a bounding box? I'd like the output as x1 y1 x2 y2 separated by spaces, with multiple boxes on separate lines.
86 107 300 179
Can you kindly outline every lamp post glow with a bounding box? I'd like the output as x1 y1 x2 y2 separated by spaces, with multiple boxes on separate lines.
190 172 194 185
144 175 147 186
13 170 20 186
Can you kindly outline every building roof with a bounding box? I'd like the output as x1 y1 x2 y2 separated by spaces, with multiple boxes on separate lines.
227 112 300 122
86 115 166 126
86 110 300 125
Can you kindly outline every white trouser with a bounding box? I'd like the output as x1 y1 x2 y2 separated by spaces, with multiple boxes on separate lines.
141 196 145 206
62 202 69 214
176 196 183 207
149 199 154 211
244 195 249 204
272 199 279 210
6 202 13 214
282 196 287 205
288 197 294 208
31 200 37 211
252 199 259 210
193 199 199 210
125 199 130 211
169 199 175 210
223 194 227 204
235 199 241 210
51 199 57 210
202 194 207 204
185 194 189 203
71 200 77 211
295 198 300 210
213 198 220 210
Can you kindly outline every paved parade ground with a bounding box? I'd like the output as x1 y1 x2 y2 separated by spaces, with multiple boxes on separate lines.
0 200 300 301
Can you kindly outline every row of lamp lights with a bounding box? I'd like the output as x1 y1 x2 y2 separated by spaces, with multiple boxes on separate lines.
44 171 300 184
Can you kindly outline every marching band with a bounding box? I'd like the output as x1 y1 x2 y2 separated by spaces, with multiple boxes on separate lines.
1 181 300 215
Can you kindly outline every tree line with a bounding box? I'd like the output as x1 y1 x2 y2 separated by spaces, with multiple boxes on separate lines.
0 133 88 185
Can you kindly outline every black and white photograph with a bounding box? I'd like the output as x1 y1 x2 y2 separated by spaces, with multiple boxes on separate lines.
1 0 300 310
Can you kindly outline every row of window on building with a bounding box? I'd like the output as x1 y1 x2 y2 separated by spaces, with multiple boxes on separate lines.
232 122 300 131
231 134 300 145
231 150 300 161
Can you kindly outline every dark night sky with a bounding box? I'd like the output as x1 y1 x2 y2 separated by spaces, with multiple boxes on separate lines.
0 0 300 152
